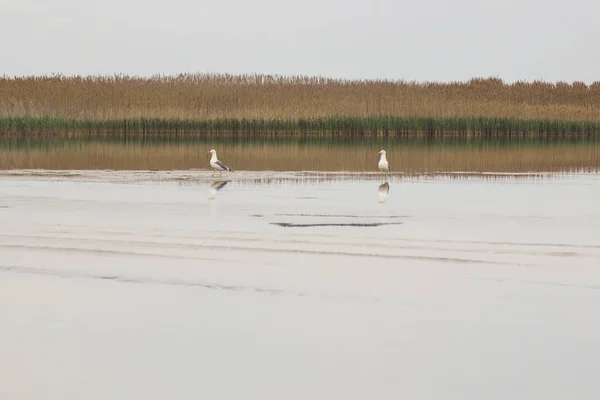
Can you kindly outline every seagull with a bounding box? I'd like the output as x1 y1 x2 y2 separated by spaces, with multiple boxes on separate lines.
378 150 389 175
209 149 233 177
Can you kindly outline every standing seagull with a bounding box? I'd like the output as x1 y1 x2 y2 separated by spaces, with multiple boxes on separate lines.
377 150 389 175
209 149 233 177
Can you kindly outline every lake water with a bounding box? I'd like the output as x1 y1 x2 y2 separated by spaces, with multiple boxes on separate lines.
1 171 599 399
1 135 599 172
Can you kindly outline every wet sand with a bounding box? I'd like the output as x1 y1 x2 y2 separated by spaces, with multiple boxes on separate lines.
1 171 600 399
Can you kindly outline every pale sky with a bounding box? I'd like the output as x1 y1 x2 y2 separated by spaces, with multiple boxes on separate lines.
1 0 598 83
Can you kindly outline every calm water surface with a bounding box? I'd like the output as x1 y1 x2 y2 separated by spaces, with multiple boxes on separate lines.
1 135 599 172
1 173 599 399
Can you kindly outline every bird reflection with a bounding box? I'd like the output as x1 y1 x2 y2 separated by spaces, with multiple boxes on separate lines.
209 180 230 199
378 181 390 203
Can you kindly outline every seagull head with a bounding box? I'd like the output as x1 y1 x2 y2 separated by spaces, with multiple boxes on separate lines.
209 149 216 155
378 150 386 155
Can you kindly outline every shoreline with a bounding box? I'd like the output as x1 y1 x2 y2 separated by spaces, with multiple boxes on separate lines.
0 169 589 184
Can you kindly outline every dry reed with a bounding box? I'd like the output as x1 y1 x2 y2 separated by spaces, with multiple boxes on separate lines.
1 74 600 135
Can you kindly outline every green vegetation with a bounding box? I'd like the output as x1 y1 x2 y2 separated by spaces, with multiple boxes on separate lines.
2 116 600 136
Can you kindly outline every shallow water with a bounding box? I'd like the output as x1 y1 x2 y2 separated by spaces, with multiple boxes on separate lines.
1 172 600 399
1 135 599 172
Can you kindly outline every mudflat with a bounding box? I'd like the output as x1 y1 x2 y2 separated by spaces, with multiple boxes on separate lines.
1 171 599 400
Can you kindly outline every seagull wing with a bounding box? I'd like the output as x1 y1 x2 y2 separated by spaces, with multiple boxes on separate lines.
215 160 232 171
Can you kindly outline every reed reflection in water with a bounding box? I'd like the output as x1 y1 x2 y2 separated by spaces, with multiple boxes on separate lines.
0 135 598 173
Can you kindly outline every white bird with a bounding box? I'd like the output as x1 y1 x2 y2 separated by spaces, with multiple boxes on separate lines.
209 149 233 177
377 150 389 174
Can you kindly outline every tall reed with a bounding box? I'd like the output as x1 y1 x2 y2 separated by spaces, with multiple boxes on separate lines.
1 74 599 135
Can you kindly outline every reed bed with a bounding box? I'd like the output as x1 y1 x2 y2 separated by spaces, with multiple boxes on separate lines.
1 74 600 135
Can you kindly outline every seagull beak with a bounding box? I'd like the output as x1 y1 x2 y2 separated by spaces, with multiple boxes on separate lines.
377 151 382 154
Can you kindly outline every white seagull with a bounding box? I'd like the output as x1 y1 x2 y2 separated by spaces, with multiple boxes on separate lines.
209 149 233 177
377 150 389 174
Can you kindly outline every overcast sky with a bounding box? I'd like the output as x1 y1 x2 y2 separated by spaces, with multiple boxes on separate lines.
1 0 598 83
